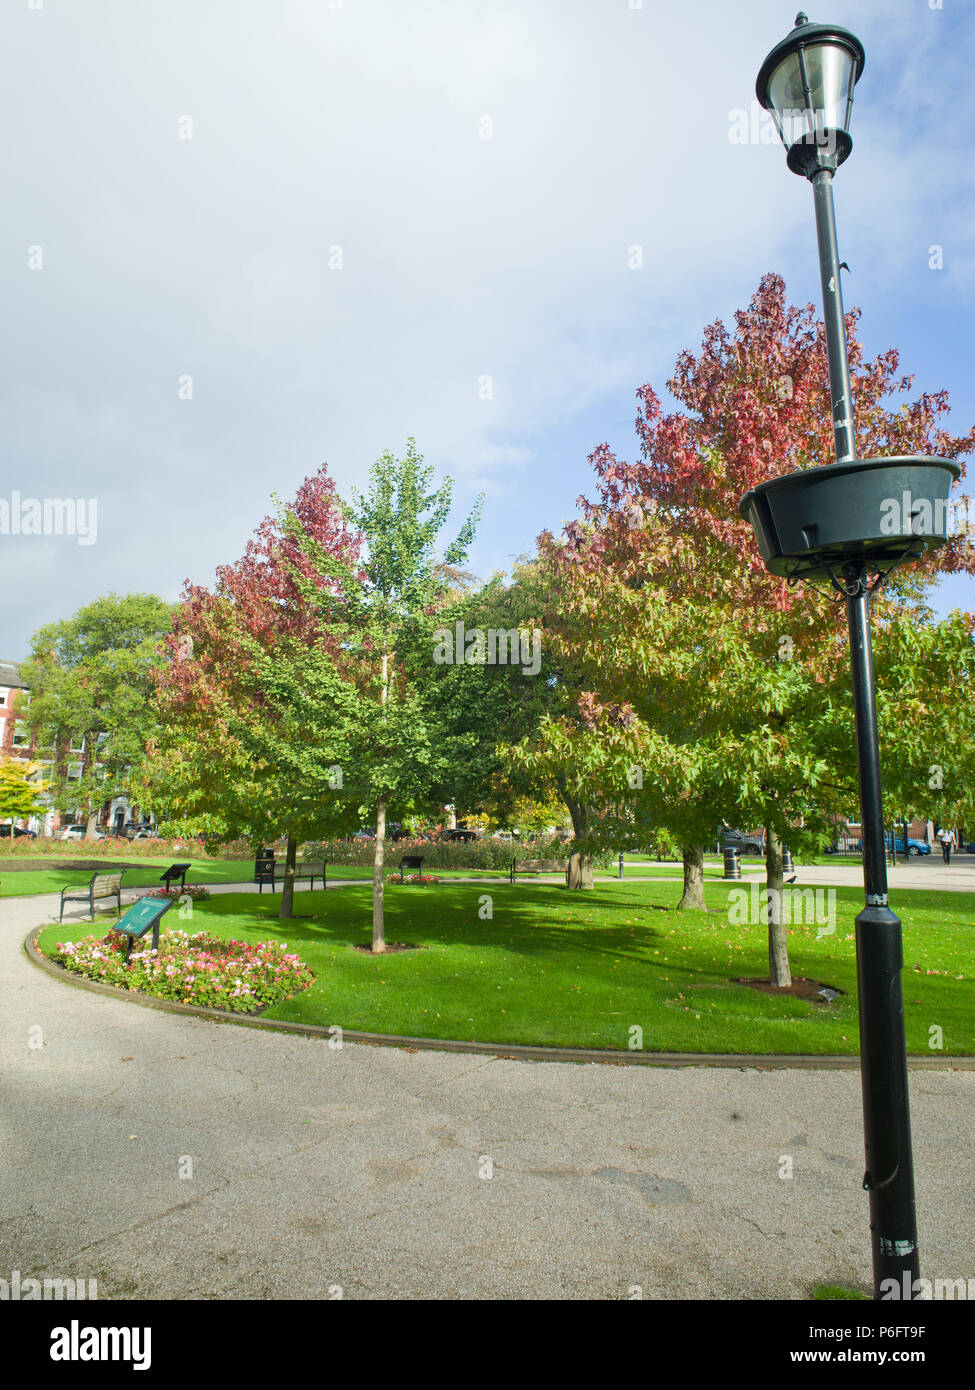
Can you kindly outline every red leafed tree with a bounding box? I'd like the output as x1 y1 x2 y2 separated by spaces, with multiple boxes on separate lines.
610 272 974 607
142 466 368 917
528 273 975 986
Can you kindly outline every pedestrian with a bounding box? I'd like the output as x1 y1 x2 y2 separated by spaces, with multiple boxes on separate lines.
938 827 955 865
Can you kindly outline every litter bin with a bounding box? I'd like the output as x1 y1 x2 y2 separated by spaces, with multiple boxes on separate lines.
723 847 741 880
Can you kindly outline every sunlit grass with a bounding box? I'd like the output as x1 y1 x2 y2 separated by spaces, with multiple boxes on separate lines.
37 876 975 1055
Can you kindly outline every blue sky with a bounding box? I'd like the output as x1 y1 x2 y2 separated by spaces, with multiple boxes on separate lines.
1 0 972 653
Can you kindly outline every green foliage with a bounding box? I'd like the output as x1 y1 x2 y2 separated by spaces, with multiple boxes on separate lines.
0 758 48 821
20 594 173 827
301 835 610 871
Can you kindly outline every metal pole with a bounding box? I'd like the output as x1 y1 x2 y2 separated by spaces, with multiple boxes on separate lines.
811 169 920 1298
812 170 856 464
845 577 919 1297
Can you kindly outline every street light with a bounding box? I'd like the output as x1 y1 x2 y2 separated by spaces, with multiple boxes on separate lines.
756 11 863 179
740 13 961 1301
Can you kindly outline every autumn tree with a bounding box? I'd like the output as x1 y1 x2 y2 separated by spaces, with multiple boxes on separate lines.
526 274 975 984
141 467 366 918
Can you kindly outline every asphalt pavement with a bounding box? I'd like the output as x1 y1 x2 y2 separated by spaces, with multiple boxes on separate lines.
2 885 973 1300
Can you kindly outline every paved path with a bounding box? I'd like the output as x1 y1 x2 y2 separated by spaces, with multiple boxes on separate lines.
2 889 973 1300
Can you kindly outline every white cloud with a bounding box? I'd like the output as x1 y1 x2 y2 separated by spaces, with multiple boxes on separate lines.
1 0 971 644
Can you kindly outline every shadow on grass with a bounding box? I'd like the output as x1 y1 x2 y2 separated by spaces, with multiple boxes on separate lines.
199 880 674 968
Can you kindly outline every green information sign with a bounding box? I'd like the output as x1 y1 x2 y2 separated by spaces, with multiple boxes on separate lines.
117 896 173 939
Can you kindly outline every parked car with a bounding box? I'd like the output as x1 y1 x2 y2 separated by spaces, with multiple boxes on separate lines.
130 828 158 841
887 835 931 857
0 824 36 838
437 828 481 842
720 828 766 856
60 825 104 841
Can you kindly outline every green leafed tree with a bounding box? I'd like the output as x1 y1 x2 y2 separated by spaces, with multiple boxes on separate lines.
334 438 484 951
0 757 49 825
20 594 173 837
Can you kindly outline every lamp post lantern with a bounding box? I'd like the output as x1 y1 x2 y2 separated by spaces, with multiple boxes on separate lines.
741 13 961 1301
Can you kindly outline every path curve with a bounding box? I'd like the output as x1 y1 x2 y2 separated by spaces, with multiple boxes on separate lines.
2 888 973 1299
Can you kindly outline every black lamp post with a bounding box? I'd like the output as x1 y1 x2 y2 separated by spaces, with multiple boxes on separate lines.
741 13 961 1301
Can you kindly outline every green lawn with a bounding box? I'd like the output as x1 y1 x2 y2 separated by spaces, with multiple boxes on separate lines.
36 877 975 1056
0 857 683 899
1 857 256 898
0 858 388 898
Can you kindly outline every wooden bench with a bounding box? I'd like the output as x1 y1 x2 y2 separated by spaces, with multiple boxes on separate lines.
59 871 126 923
296 860 326 890
397 854 425 881
113 894 176 962
509 858 570 886
159 862 192 893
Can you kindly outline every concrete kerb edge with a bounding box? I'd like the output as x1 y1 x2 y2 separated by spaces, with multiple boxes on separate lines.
22 929 974 1071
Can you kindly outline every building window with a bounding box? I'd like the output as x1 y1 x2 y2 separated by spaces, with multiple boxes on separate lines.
12 722 29 748
69 734 86 753
66 761 83 783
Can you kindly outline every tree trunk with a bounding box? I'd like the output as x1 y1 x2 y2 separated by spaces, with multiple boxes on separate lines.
372 799 386 953
766 825 791 988
371 650 390 953
84 808 99 840
677 844 706 910
279 832 298 920
563 792 593 889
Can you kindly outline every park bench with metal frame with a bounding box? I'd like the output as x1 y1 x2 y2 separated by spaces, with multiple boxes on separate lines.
59 871 126 923
112 894 176 962
159 862 192 894
397 855 425 881
295 860 326 891
509 857 570 886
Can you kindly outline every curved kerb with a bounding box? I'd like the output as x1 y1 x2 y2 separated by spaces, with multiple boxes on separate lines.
23 932 974 1071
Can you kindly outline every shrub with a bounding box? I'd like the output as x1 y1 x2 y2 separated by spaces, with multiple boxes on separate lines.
0 834 217 860
49 928 314 1014
302 835 614 871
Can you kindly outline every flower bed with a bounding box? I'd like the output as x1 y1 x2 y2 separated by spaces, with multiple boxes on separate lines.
387 873 440 885
49 929 314 1014
140 884 212 901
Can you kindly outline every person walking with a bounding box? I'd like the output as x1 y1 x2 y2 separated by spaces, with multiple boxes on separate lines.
938 826 955 865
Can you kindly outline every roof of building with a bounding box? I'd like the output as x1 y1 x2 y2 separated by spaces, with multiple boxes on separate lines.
0 660 28 690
